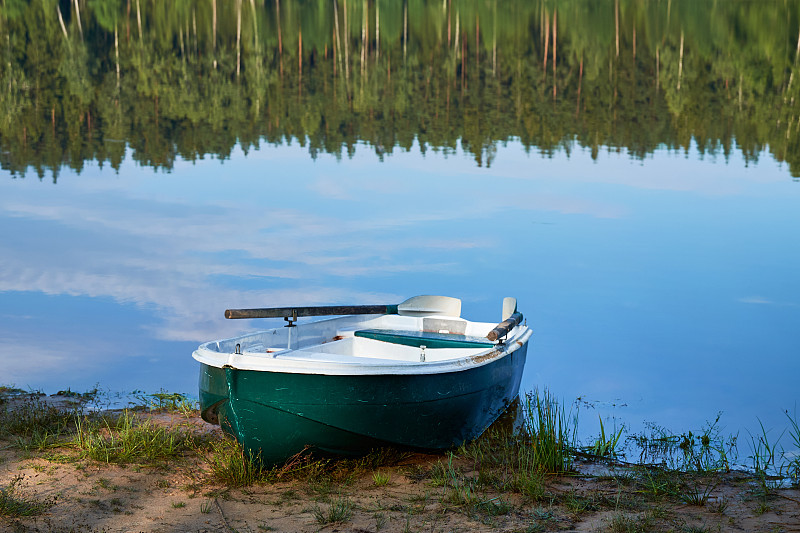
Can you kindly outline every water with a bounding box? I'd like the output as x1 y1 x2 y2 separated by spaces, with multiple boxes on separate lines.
1 0 799 466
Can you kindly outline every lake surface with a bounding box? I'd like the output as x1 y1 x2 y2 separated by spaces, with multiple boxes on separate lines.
1 0 799 465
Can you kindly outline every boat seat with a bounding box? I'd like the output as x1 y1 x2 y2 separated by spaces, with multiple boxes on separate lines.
354 329 494 349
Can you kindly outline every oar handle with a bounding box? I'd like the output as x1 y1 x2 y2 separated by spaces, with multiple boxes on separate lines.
224 304 399 320
486 311 523 342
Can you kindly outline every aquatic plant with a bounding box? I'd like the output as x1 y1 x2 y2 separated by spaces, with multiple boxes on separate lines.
521 388 578 474
129 390 197 416
629 414 737 473
747 418 784 479
782 408 800 487
588 415 624 458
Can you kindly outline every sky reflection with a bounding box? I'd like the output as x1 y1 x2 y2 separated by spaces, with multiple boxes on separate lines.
1 140 798 452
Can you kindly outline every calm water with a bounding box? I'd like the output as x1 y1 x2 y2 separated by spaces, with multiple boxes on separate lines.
1 0 799 462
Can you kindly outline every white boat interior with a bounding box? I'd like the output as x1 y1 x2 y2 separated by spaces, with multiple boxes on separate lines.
193 300 532 376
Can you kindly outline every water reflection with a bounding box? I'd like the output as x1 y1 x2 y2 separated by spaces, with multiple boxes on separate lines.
1 1 799 176
1 1 799 465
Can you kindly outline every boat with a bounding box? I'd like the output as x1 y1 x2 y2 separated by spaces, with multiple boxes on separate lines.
192 295 532 466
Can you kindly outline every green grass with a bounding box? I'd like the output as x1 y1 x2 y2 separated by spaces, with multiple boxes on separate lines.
207 436 268 487
313 496 354 524
588 415 625 458
0 393 82 448
372 470 391 487
629 414 738 473
607 512 656 533
74 409 203 465
129 390 197 416
783 408 800 486
521 388 578 474
0 475 52 518
679 478 719 506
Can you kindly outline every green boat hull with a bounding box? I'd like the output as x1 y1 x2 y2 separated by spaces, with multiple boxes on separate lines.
198 342 528 466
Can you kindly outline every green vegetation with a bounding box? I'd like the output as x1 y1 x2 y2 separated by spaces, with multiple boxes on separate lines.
2 385 799 531
631 414 738 473
312 496 354 525
1 1 799 177
0 475 52 518
588 415 625 458
522 388 577 474
73 409 201 465
130 390 197 416
207 436 266 487
784 408 800 486
372 470 391 487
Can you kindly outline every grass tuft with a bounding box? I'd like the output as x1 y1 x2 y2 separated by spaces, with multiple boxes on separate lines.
0 475 53 518
313 496 354 524
521 388 577 474
74 409 202 465
588 415 624 458
0 393 83 448
372 470 391 487
207 437 267 486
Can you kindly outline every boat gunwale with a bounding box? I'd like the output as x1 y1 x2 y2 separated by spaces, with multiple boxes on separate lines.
193 326 532 376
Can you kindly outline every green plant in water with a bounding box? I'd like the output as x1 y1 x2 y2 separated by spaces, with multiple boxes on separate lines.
130 390 196 416
631 414 737 473
589 415 624 458
521 388 577 474
748 418 784 478
783 408 800 486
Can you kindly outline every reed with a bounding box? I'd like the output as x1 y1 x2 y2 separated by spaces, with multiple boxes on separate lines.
521 388 577 474
747 418 783 477
783 408 800 486
588 415 624 458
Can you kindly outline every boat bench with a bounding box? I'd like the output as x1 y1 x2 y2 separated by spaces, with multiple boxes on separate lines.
354 329 495 349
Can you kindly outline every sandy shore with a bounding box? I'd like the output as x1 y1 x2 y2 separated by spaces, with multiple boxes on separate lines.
1 402 799 532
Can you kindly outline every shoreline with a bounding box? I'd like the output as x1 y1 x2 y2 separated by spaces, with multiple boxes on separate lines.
1 390 799 532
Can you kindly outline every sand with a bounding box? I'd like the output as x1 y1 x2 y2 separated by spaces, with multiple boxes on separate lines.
1 406 799 533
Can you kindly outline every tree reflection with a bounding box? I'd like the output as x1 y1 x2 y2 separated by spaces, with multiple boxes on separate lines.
0 0 798 179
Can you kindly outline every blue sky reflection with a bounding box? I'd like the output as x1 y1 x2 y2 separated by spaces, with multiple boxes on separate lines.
1 140 798 450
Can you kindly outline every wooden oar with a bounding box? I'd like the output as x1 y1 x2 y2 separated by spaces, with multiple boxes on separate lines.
224 295 462 320
487 311 523 342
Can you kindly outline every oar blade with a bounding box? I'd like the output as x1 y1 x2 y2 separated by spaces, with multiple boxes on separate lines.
502 297 518 321
397 295 462 317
